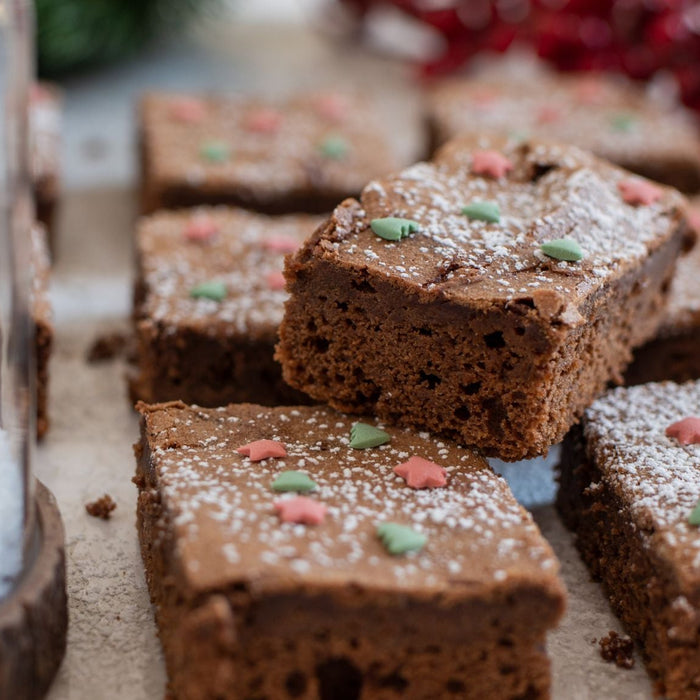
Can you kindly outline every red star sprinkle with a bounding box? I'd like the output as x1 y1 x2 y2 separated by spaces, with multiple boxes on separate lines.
618 179 663 206
245 109 282 133
666 417 700 445
274 496 327 525
537 105 563 124
314 93 346 122
266 271 286 290
262 235 299 253
169 98 207 124
236 439 287 461
183 215 219 242
394 456 447 489
472 150 513 179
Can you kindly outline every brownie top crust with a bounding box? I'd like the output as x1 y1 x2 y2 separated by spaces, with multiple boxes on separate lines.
136 207 323 338
141 91 398 202
582 380 700 601
137 401 561 600
302 137 686 320
427 69 700 187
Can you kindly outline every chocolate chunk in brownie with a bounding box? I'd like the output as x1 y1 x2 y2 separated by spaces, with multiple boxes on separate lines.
426 61 700 193
136 401 565 700
131 207 322 407
139 91 400 215
558 380 700 699
277 135 689 460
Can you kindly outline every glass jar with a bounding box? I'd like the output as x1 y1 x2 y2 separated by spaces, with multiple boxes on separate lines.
0 0 36 601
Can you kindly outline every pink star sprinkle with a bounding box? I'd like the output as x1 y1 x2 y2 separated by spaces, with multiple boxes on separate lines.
394 456 447 489
472 150 513 179
266 271 286 290
274 496 327 525
245 109 282 133
169 98 206 124
666 417 700 445
575 79 604 105
237 439 287 461
183 215 219 242
536 105 562 124
262 235 299 253
314 94 346 122
618 178 663 206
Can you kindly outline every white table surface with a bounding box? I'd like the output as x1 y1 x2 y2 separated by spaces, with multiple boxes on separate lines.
35 15 655 700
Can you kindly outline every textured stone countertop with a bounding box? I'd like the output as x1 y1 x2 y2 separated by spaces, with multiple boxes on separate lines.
35 17 653 700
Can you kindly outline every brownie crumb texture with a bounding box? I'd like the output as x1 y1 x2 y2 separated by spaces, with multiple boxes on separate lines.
85 494 117 520
599 631 635 669
86 331 131 363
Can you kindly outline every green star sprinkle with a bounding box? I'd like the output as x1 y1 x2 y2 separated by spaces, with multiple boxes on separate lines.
200 140 230 162
349 422 390 449
370 217 420 241
610 113 635 132
689 498 700 526
271 470 317 493
540 238 583 262
377 522 427 556
461 201 500 223
319 135 348 159
190 280 227 301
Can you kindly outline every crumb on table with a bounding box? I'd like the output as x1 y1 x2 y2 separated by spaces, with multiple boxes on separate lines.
599 631 635 669
85 494 117 520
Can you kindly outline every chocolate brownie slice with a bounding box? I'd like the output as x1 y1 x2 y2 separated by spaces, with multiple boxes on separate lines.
30 223 52 438
131 207 321 407
427 65 700 192
626 198 700 384
139 91 399 215
135 401 565 700
558 380 700 699
277 136 689 461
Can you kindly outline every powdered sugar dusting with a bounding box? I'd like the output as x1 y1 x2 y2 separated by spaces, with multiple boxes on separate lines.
584 380 700 579
142 404 558 594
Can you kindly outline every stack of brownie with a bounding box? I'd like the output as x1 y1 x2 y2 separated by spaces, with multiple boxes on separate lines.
133 70 700 699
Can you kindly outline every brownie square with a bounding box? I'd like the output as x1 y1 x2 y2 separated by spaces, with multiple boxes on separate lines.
131 207 322 407
139 91 399 215
135 400 565 700
426 65 700 193
558 380 700 699
277 136 689 461
30 223 52 438
29 83 61 249
626 197 700 384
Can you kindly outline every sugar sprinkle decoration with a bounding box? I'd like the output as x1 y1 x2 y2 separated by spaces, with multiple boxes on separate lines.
314 93 345 122
274 496 327 525
540 238 583 262
618 179 663 206
394 456 447 489
183 215 219 243
471 150 513 179
537 105 562 124
271 470 318 493
349 422 390 449
665 417 700 446
262 235 299 253
689 499 700 526
200 140 230 163
190 280 227 301
461 201 500 223
319 135 348 160
265 271 286 291
169 98 206 124
237 439 287 461
245 108 282 133
370 217 419 242
610 113 635 132
377 522 427 556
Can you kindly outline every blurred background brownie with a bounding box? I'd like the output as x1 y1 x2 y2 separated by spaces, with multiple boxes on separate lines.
136 400 565 700
558 380 700 700
139 91 401 215
627 197 700 385
426 59 700 193
131 206 321 407
278 136 689 461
